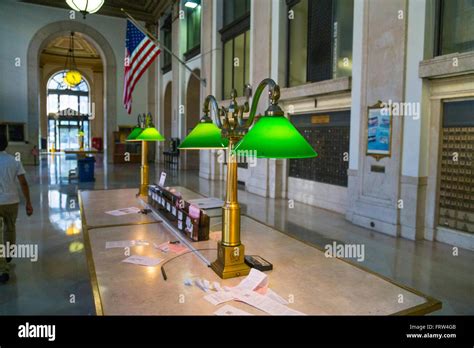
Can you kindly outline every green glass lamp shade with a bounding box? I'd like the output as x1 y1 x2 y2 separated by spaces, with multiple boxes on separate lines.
126 127 143 141
233 116 317 158
136 127 165 141
179 122 229 149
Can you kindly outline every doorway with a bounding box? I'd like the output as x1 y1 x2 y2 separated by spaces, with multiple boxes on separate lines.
46 70 91 151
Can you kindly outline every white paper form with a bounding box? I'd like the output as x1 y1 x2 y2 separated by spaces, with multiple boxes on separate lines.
214 305 253 316
122 255 163 267
266 288 289 305
233 289 305 316
105 207 141 216
204 291 235 306
235 268 268 291
106 240 148 249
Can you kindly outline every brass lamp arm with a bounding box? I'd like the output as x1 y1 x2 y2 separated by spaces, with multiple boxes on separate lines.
203 95 223 129
244 78 280 129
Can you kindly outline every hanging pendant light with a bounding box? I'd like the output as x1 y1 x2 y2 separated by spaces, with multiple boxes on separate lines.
63 32 82 88
66 0 105 19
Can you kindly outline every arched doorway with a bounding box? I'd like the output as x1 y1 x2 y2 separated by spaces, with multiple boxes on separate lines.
45 71 92 151
184 70 201 170
27 21 116 163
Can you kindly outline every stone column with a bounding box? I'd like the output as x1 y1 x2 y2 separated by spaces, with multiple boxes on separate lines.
39 66 47 149
346 0 408 237
199 0 224 180
246 0 283 198
92 70 104 141
399 0 429 240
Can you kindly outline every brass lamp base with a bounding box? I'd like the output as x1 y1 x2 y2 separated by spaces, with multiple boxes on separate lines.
211 241 251 279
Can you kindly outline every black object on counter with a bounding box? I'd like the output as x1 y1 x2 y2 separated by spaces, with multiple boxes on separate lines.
245 255 273 272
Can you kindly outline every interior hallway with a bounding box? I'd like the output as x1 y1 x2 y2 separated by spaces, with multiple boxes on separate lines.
0 155 472 315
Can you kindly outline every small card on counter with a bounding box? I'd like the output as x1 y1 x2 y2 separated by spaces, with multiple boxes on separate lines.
105 207 141 216
188 198 224 210
155 241 188 254
159 172 167 187
122 255 163 267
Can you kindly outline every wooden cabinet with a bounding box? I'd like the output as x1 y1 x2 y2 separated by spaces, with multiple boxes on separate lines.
113 129 141 164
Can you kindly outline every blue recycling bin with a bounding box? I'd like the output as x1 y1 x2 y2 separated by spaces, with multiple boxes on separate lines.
77 156 95 182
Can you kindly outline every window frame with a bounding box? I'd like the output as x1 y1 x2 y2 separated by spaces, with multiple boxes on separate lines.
47 70 90 116
0 123 26 143
433 0 443 57
219 2 250 100
286 0 310 87
161 15 172 74
286 0 354 87
184 0 201 61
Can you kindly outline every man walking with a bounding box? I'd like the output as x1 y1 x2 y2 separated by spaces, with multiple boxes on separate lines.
0 135 33 283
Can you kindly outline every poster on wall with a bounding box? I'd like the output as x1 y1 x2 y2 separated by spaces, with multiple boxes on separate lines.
366 101 392 161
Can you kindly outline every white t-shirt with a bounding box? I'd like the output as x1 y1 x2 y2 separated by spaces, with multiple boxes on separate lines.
0 151 26 205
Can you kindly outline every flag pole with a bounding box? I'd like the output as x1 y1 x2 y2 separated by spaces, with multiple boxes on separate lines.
120 8 206 87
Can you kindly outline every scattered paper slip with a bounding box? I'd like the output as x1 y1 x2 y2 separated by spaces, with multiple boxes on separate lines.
204 291 235 306
214 305 253 316
105 207 141 216
188 198 224 210
233 289 305 316
106 240 148 249
195 278 211 292
212 282 223 292
122 255 163 267
235 268 269 292
155 241 188 254
265 288 289 305
168 243 188 254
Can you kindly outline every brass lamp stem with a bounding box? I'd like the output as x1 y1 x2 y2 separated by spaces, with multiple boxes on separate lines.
210 136 250 278
221 138 241 247
139 140 149 197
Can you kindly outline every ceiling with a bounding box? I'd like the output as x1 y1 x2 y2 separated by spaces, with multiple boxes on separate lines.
21 0 171 23
42 33 100 58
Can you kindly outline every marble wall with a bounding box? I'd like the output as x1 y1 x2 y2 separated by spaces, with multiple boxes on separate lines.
152 0 474 250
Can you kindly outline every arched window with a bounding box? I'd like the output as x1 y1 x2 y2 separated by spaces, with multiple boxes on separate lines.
46 70 91 151
47 70 90 115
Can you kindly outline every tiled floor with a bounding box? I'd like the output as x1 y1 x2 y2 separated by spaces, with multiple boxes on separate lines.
0 154 472 315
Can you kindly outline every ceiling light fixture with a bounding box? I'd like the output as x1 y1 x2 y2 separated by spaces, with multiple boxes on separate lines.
184 1 199 9
66 0 105 19
63 32 82 88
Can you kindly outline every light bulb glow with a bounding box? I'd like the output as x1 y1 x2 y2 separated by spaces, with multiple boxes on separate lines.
66 0 104 14
184 1 199 9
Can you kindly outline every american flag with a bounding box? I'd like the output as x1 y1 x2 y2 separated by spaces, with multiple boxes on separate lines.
123 20 160 114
